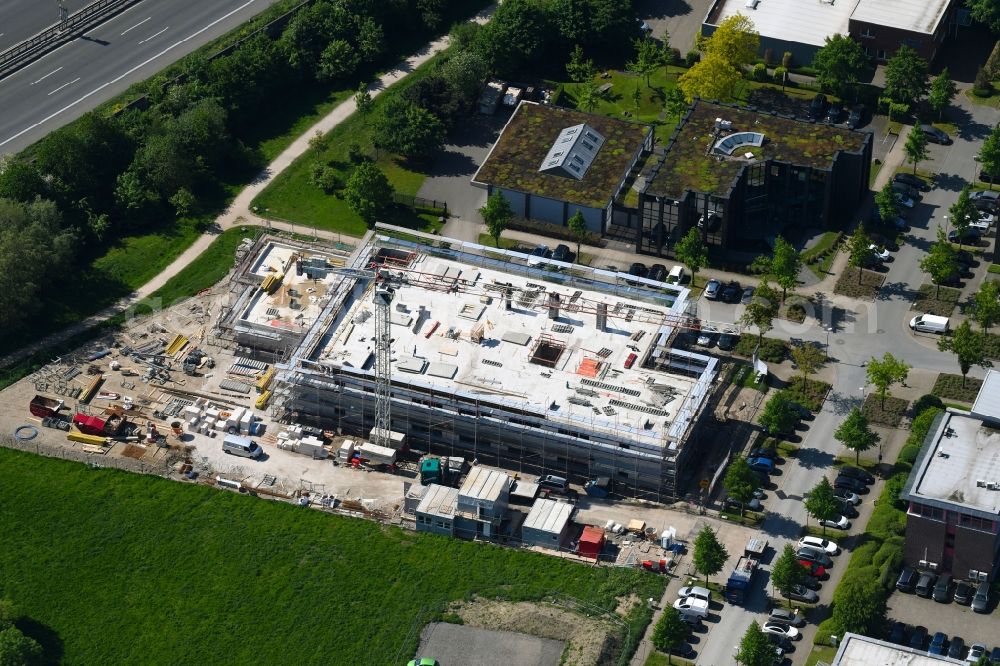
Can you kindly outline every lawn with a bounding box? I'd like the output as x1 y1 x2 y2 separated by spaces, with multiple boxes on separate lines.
252 52 448 237
0 448 663 664
862 394 909 428
781 379 831 413
801 231 842 279
913 283 961 317
145 228 255 309
645 652 694 666
932 373 984 403
833 266 884 299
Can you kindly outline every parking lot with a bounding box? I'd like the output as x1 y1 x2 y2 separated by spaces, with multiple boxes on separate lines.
885 587 1000 657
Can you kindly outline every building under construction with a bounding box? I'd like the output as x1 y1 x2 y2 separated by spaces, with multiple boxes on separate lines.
272 230 719 502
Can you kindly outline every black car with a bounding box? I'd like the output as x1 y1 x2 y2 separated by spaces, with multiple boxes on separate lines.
648 263 667 282
670 642 696 659
921 124 952 144
838 465 875 484
896 566 918 592
891 181 920 199
741 286 756 304
888 621 908 645
893 172 931 191
721 281 742 303
552 244 571 262
835 475 867 493
908 626 928 650
971 190 1000 212
628 262 648 279
808 94 828 120
835 499 859 518
954 579 974 604
846 104 865 129
948 228 982 244
718 332 739 351
824 104 844 124
980 170 1000 184
990 647 1000 663
947 636 965 660
933 572 953 602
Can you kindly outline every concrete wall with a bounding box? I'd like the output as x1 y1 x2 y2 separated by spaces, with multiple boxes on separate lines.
415 513 454 536
849 19 944 63
567 203 603 233
904 513 947 570
495 187 603 234
522 524 568 549
954 526 1000 582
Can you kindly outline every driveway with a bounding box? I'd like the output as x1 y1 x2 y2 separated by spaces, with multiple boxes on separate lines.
637 0 714 54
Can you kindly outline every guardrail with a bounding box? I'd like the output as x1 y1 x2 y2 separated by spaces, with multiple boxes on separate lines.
0 0 144 81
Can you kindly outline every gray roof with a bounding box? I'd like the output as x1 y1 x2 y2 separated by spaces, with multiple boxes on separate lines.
459 466 510 503
539 123 605 180
833 632 964 665
851 0 951 35
971 369 1000 424
415 483 458 519
522 498 573 534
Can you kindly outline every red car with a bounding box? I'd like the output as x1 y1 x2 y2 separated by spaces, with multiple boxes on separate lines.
624 352 638 369
799 559 826 578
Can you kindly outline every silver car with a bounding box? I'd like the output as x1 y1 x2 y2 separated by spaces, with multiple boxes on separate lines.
972 581 990 613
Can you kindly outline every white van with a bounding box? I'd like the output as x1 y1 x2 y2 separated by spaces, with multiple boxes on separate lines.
223 434 263 459
668 265 684 284
909 314 949 334
539 475 568 491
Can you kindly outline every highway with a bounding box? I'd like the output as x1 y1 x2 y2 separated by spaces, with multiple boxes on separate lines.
0 1 90 52
0 0 285 154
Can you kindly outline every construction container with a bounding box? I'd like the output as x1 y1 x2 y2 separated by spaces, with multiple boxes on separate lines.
357 442 397 466
337 439 356 462
239 410 253 435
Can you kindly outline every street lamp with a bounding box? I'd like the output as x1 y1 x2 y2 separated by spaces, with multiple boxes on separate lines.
974 155 982 184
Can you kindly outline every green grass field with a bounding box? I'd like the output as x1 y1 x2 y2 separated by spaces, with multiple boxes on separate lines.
0 448 662 664
145 228 254 309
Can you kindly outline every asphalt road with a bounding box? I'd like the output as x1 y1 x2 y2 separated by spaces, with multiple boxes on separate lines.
0 0 284 154
0 0 90 53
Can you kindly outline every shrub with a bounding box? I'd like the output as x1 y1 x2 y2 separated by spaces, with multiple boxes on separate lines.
752 63 767 81
974 66 993 97
763 48 774 66
773 66 788 83
912 394 943 415
347 142 364 163
670 47 682 64
686 50 701 67
897 444 920 466
782 51 793 68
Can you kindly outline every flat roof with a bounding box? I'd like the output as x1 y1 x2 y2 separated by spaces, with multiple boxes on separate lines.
472 101 650 209
904 411 1000 518
459 466 510 503
645 100 870 199
971 369 1000 424
523 498 573 534
415 483 459 519
239 241 340 332
851 0 950 35
833 632 963 665
709 0 856 48
316 252 701 447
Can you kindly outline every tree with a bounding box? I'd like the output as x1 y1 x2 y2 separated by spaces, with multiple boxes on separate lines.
883 45 928 104
846 225 874 284
417 0 446 30
759 391 798 437
790 342 826 388
928 68 958 120
480 191 513 247
632 84 642 114
875 180 900 227
354 82 374 116
735 621 772 666
834 407 880 465
677 53 742 101
904 124 929 175
938 320 993 387
568 211 588 262
741 280 779 345
832 574 887 635
804 476 839 536
674 227 707 284
318 39 360 80
474 0 552 75
866 352 911 408
812 33 868 97
979 123 1000 191
575 80 605 113
0 626 43 666
373 98 446 161
566 44 595 83
969 0 1000 32
344 162 393 228
724 455 758 516
771 544 809 607
972 280 1000 332
950 186 979 249
663 87 688 126
627 37 661 87
706 14 759 69
753 235 801 301
920 226 958 298
651 607 689 661
440 49 491 102
693 525 729 586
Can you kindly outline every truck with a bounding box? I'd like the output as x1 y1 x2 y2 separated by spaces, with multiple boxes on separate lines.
584 476 611 498
745 537 768 559
73 412 125 437
725 556 759 605
29 395 65 419
419 456 464 486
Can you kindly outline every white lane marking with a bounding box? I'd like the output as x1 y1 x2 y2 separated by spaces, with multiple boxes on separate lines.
121 17 151 36
138 27 168 45
93 1 144 29
47 77 81 96
1 0 259 148
31 67 63 85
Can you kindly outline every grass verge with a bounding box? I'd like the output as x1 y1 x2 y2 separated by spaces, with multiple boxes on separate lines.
734 335 788 363
931 373 983 403
913 284 960 317
781 379 832 412
833 267 884 299
861 394 909 428
0 447 663 664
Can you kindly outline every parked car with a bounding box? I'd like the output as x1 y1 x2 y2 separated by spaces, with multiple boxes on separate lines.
741 286 755 304
784 584 819 603
797 546 833 568
669 642 696 659
696 331 717 347
678 585 712 602
896 566 918 593
768 608 805 627
929 632 949 656
819 514 851 530
868 244 891 262
551 244 571 262
838 466 875 484
808 93 828 120
971 189 1000 207
673 597 709 618
762 622 800 640
894 192 916 208
798 559 826 578
846 104 865 129
948 636 965 660
705 279 721 300
980 169 1000 184
835 475 867 493
888 621 908 645
972 581 990 613
527 244 551 266
718 332 739 351
824 105 843 124
647 263 667 282
909 626 928 650
933 573 953 602
835 500 859 519
871 209 908 232
748 457 775 473
970 218 992 233
894 172 931 191
724 496 762 513
921 124 952 144
891 181 921 199
991 647 1000 663
798 536 839 555
966 643 987 663
721 281 742 303
628 262 648 280
833 488 861 505
955 580 974 605
949 228 982 244
916 572 938 598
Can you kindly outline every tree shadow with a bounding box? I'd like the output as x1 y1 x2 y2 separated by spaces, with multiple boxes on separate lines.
636 0 695 19
933 172 971 192
16 617 63 665
760 512 803 539
793 446 837 470
826 390 860 416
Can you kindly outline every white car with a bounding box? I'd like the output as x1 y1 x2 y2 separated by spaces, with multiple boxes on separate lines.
820 515 851 530
835 489 861 505
798 536 840 555
868 244 890 261
762 621 800 640
970 219 992 233
677 586 711 602
894 192 916 208
967 643 987 663
673 597 709 618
